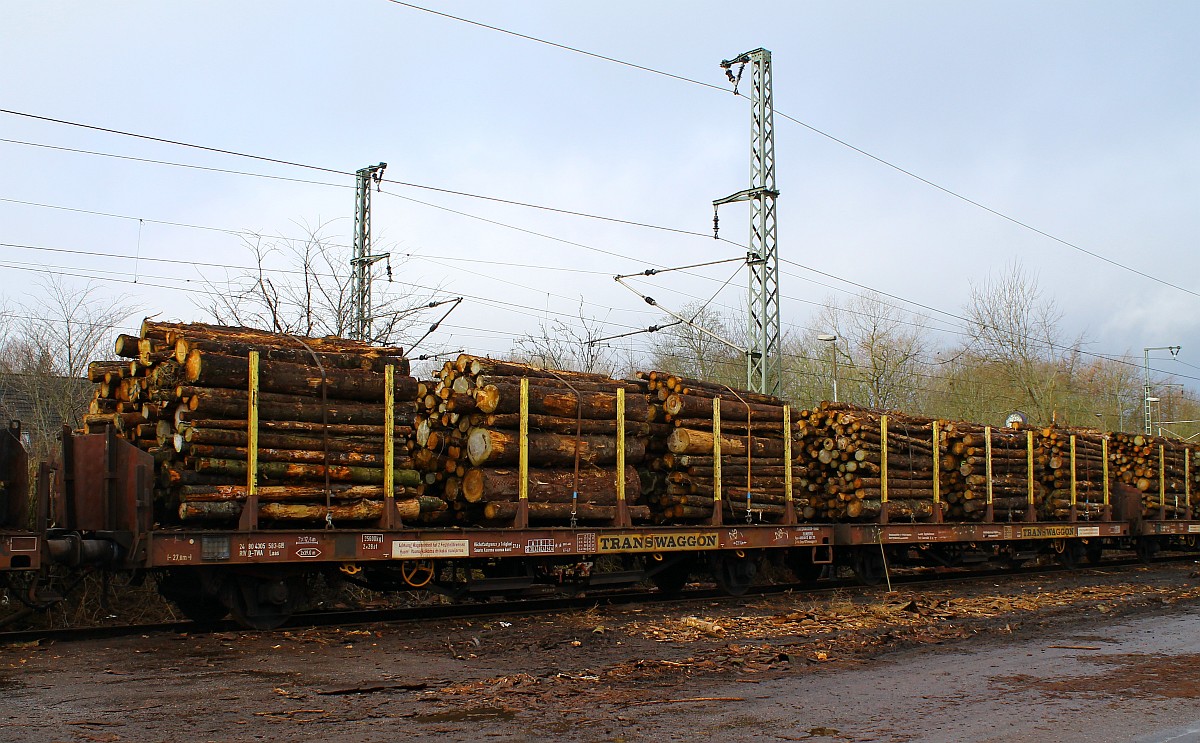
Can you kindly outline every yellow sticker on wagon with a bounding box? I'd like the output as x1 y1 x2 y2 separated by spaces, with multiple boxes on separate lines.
597 532 718 553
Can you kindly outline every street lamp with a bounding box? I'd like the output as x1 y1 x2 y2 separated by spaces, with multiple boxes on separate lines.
817 334 838 403
1144 345 1181 435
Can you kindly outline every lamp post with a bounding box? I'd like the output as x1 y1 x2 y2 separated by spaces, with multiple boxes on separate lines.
1144 345 1181 435
818 334 838 403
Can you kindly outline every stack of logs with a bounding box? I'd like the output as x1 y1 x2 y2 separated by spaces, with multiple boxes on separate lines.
85 320 444 525
1109 432 1199 518
1036 427 1107 519
940 422 1038 521
84 329 1200 528
639 371 798 523
414 355 658 524
793 404 943 521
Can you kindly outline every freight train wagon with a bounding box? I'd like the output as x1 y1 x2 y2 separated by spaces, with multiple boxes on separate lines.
0 421 43 573
36 415 1197 630
24 322 1199 628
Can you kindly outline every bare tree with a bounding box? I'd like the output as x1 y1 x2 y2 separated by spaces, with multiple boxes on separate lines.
920 354 1025 423
809 291 931 410
643 303 745 386
962 261 1085 424
511 304 619 376
777 332 827 407
199 221 438 346
0 276 137 460
1071 355 1147 432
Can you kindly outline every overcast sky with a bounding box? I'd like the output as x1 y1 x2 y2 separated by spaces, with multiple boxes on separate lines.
2 1 1198 385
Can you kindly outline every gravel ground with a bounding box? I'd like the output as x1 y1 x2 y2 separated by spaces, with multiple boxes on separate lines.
3 560 1200 742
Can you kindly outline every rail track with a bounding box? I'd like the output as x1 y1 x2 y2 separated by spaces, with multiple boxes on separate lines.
2 552 1189 647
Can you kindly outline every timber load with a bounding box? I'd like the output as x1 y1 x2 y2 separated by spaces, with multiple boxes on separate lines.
793 406 1101 522
1109 432 1199 518
638 371 799 524
81 327 1200 530
1035 426 1109 520
939 421 1044 521
87 320 441 526
413 354 656 524
792 403 948 522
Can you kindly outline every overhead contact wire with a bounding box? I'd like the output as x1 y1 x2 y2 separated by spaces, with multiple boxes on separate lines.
0 109 350 176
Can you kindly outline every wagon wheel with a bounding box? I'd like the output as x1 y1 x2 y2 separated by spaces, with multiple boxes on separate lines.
226 575 302 630
157 569 229 623
851 547 886 586
1084 540 1104 565
1135 537 1159 564
713 553 757 596
786 551 825 585
1054 539 1086 569
400 560 436 588
648 556 691 597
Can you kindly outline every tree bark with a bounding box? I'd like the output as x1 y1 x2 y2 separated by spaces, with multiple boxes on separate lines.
466 428 647 467
461 465 640 503
183 388 414 426
666 428 785 458
178 418 411 437
183 443 415 469
189 457 420 485
474 382 653 421
185 351 419 401
482 501 650 522
664 393 784 421
174 336 407 373
482 413 667 437
179 426 410 453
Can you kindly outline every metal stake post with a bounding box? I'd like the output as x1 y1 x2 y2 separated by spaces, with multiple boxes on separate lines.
239 351 260 531
615 388 630 527
516 378 530 529
711 397 723 526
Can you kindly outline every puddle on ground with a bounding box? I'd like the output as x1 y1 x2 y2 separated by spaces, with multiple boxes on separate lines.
994 652 1200 700
414 707 517 723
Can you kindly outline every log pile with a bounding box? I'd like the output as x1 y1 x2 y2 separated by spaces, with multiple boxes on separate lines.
83 330 1200 529
86 320 438 525
638 371 797 524
792 403 943 521
1033 427 1107 519
413 355 658 524
939 422 1040 521
1109 432 1199 518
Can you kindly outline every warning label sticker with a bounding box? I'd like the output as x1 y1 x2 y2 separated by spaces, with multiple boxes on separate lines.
392 539 469 559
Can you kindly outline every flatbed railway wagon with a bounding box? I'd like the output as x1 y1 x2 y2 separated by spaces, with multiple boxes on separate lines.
43 424 1181 630
0 420 42 573
39 332 1200 628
